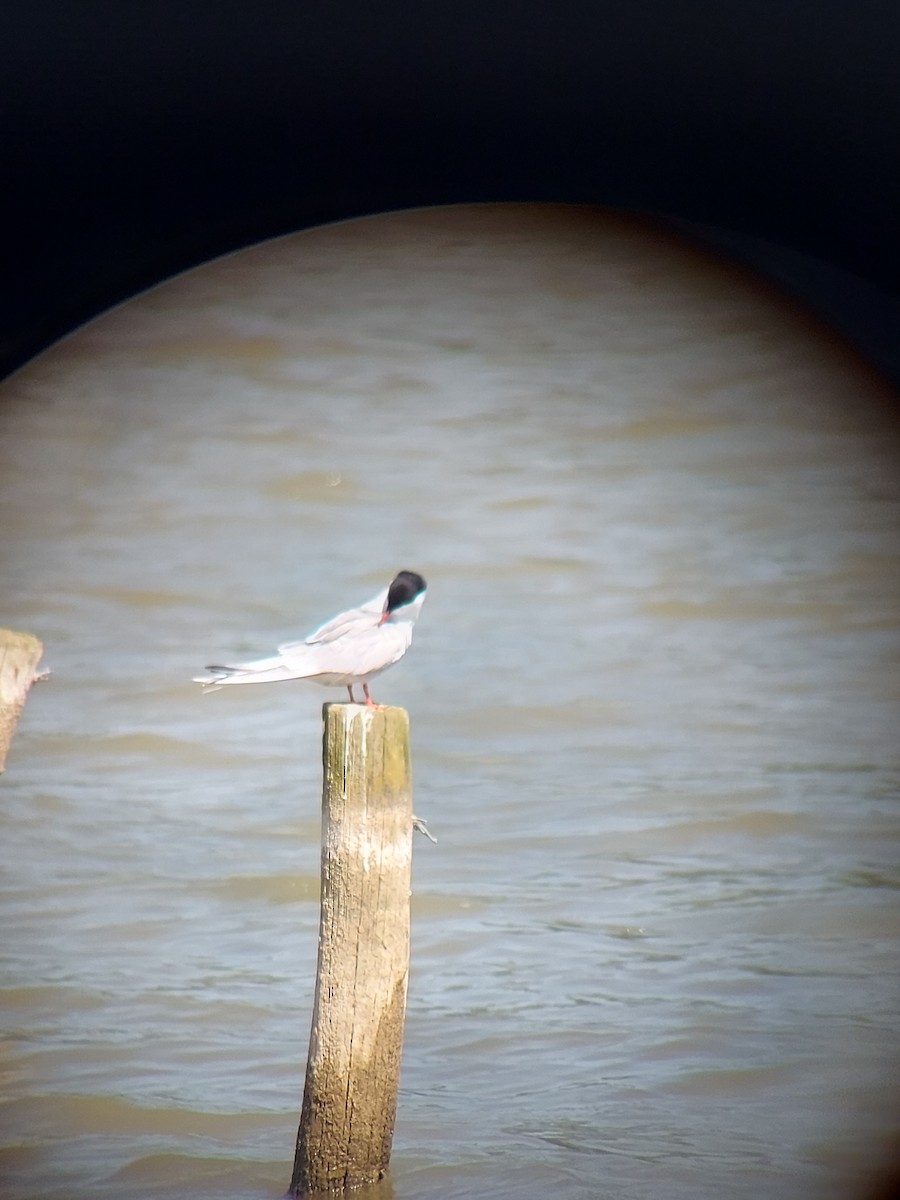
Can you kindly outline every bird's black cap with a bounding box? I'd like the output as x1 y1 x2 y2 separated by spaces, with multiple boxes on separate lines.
385 571 426 613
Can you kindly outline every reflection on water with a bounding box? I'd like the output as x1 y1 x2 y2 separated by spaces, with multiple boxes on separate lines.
1 204 899 1200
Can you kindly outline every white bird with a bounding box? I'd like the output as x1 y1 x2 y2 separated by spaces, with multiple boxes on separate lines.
193 571 426 705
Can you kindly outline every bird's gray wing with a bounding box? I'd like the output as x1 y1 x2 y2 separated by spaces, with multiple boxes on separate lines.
275 612 366 651
294 587 387 647
358 586 389 614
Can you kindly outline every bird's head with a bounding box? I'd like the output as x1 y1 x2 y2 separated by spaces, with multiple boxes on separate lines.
378 570 427 625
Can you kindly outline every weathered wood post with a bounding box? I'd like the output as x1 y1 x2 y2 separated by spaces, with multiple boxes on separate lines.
0 628 44 773
289 702 413 1196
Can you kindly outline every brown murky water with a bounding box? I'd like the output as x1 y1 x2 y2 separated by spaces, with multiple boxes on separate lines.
1 205 899 1199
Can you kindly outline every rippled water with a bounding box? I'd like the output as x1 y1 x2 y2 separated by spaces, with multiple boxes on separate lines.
2 205 899 1199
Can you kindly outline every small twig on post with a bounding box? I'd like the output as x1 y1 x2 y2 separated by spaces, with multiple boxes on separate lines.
412 816 437 844
289 702 413 1197
0 628 44 774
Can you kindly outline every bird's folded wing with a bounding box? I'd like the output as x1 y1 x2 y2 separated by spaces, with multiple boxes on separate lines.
295 587 387 646
300 609 379 646
359 586 389 613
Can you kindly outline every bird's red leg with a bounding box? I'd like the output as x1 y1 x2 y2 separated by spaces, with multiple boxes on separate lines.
363 683 381 708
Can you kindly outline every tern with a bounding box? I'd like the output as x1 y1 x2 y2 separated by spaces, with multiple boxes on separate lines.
192 570 426 705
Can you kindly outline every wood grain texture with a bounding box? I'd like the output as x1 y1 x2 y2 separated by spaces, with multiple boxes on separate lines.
290 702 412 1195
0 628 43 773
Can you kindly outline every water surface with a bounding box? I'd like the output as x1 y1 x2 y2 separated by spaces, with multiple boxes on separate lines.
1 205 899 1199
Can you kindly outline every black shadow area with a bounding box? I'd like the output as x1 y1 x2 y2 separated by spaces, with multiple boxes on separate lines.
3 2 899 381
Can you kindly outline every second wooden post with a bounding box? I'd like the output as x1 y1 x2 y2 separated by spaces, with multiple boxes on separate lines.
0 628 44 774
289 702 413 1196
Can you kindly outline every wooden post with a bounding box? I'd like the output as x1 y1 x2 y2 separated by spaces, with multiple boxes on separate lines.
289 702 413 1196
0 628 44 774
